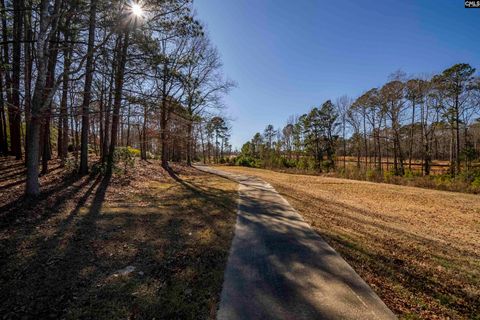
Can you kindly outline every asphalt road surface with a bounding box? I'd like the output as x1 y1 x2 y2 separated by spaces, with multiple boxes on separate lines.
196 166 396 320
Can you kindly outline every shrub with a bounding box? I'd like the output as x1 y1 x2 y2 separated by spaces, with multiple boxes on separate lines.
146 151 155 159
321 160 331 172
282 158 297 168
114 147 136 173
471 176 480 192
235 155 257 167
307 158 319 171
404 169 414 179
126 146 141 157
383 169 394 182
64 158 77 173
296 157 308 170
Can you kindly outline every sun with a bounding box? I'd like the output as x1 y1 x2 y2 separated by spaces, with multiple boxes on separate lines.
131 3 143 16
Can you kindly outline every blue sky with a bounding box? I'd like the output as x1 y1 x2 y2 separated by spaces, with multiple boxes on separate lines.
193 0 480 149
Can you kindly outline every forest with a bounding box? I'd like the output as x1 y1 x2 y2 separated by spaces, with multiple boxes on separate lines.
0 0 232 196
236 65 480 192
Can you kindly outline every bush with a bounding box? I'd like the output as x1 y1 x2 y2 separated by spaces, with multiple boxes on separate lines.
366 168 377 181
321 160 335 172
404 169 414 179
281 157 297 168
235 155 257 167
471 175 480 186
126 146 141 157
146 151 155 160
383 169 394 182
114 147 136 173
296 157 308 170
64 158 77 173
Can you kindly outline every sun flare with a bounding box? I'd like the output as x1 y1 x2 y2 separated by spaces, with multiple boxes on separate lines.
131 3 143 16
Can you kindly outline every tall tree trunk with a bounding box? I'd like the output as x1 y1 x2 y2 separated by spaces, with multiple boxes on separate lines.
0 72 7 155
424 136 431 176
59 57 70 162
160 63 169 168
126 104 131 146
108 31 129 171
25 0 58 196
140 104 147 160
71 107 79 165
200 123 206 164
58 32 71 163
41 112 51 174
41 28 60 174
99 79 105 158
342 117 346 172
186 121 192 166
455 100 461 175
23 0 33 164
408 99 416 171
79 0 97 175
8 0 23 159
102 48 116 163
450 125 455 175
363 111 368 168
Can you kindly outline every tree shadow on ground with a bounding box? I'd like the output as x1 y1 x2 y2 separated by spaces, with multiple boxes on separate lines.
214 175 395 320
273 186 479 318
0 165 238 320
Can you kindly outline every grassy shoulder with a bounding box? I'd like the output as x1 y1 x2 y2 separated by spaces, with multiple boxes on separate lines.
214 165 480 320
0 158 238 319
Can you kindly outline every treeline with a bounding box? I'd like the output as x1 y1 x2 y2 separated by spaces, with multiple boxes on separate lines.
237 64 480 178
0 0 233 196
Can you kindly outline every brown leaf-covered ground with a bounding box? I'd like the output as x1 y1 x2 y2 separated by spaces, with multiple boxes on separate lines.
215 166 480 320
0 157 238 319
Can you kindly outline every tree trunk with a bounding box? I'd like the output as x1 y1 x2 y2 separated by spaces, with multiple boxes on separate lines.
102 63 114 163
0 73 7 155
26 116 41 195
99 79 105 158
8 0 23 159
25 0 57 196
186 121 192 166
200 123 206 164
41 113 51 174
126 104 131 146
363 111 368 168
408 99 415 171
160 65 169 168
342 117 346 172
58 32 71 163
141 104 147 160
108 31 129 171
455 101 461 175
80 0 97 175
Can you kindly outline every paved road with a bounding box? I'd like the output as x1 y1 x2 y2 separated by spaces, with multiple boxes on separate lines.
196 166 396 320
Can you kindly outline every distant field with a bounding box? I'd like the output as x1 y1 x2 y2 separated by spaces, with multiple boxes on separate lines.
215 166 480 319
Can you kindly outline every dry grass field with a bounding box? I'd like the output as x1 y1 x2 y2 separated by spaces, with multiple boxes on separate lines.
216 166 480 319
0 159 238 319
